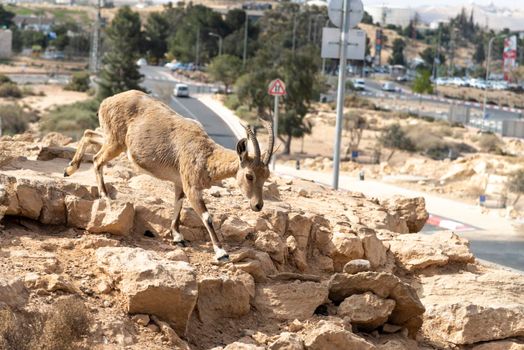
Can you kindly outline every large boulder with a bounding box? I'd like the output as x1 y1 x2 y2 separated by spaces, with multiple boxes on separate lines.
86 199 134 236
221 216 254 242
269 332 304 350
387 231 474 271
380 196 428 233
253 281 328 321
303 320 375 350
420 270 524 346
329 272 425 337
330 224 365 271
95 247 198 335
197 274 252 323
337 292 396 330
0 278 28 309
471 340 524 350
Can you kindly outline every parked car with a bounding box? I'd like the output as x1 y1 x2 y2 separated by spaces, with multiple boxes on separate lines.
136 58 148 67
173 83 189 97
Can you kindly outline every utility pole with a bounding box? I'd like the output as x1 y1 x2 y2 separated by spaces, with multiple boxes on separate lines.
483 35 504 120
243 12 248 67
332 0 351 190
89 0 101 74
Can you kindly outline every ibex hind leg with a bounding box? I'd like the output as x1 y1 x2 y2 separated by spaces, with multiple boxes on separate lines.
64 129 104 177
170 188 189 247
92 143 123 198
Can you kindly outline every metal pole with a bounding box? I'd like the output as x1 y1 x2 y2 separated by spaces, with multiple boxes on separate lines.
483 37 495 120
332 0 350 190
271 95 279 171
243 12 248 67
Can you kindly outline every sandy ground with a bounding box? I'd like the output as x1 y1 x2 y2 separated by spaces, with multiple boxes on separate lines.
0 56 87 75
438 85 524 109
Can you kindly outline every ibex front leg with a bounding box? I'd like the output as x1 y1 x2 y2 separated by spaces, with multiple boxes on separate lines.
64 129 104 177
186 188 229 262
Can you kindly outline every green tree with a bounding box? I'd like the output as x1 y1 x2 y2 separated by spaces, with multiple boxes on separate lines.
208 54 242 93
388 38 406 65
97 6 143 99
420 47 446 67
0 5 14 28
474 40 485 64
412 69 434 94
379 123 415 160
143 12 170 63
361 11 373 25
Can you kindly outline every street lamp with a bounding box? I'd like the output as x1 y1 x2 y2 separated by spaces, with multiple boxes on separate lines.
483 34 506 119
209 32 223 56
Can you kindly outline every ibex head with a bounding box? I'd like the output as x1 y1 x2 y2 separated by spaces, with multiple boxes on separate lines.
235 117 275 212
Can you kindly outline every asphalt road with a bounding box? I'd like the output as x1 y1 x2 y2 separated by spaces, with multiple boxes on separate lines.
140 65 238 150
141 65 524 273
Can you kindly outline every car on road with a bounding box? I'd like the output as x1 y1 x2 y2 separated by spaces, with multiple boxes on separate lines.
136 58 148 67
381 82 398 92
353 79 365 91
173 83 190 97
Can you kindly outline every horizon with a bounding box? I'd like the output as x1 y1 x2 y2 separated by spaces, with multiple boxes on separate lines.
362 0 522 10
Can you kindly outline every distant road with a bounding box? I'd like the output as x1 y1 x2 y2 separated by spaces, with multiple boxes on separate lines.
140 65 238 150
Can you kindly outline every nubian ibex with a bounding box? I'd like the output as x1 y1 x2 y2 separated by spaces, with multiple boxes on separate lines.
64 90 274 262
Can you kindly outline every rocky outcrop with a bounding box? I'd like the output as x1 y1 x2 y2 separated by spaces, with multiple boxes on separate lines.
329 272 425 337
95 247 198 335
420 270 524 346
380 196 428 233
387 231 475 271
253 281 328 321
303 320 375 350
337 292 396 330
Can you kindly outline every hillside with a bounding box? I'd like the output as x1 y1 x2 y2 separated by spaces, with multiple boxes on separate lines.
1 132 523 349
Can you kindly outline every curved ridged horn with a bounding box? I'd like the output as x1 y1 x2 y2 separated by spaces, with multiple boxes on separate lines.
242 124 261 162
260 116 274 166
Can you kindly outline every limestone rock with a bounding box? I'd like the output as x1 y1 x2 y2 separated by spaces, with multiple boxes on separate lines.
221 217 254 242
255 230 286 263
0 278 28 309
337 292 396 330
17 184 43 220
343 259 371 274
224 342 265 350
471 340 524 350
197 275 251 323
387 232 474 271
331 225 365 271
303 320 375 350
380 196 428 233
358 232 388 269
420 270 524 345
287 213 312 250
86 199 134 236
329 272 425 337
96 247 198 335
253 281 328 320
65 195 94 228
269 332 304 350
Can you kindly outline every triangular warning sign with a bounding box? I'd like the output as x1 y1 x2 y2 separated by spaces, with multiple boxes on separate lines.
268 79 287 96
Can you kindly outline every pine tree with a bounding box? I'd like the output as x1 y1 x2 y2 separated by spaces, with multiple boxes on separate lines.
97 6 144 99
474 40 486 64
389 39 406 66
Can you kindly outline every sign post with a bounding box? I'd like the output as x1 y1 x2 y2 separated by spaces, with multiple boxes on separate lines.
326 0 364 190
268 79 287 171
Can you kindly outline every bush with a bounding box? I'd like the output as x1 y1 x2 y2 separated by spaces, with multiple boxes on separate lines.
65 71 91 92
342 95 377 110
0 74 12 84
224 94 241 111
0 297 90 350
380 124 415 152
40 99 100 139
508 169 524 194
0 104 33 135
0 83 22 98
478 133 503 153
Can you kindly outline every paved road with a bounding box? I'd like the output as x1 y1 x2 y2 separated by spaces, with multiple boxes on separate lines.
140 65 237 150
140 65 524 272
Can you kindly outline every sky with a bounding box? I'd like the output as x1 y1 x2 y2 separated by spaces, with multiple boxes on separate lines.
362 0 522 9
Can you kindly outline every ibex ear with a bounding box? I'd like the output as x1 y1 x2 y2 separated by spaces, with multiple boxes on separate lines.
236 138 248 162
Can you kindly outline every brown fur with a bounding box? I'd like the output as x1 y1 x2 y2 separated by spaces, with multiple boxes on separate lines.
64 90 272 261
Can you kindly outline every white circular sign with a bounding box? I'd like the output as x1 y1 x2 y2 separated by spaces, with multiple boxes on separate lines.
328 0 364 29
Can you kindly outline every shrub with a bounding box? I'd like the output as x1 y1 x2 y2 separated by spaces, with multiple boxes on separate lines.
0 74 12 84
478 133 503 153
380 124 415 152
508 169 524 194
342 95 376 110
0 83 22 98
40 99 100 139
0 104 33 135
65 71 91 92
224 94 241 111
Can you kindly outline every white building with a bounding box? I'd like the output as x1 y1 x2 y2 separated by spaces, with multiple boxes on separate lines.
367 6 415 27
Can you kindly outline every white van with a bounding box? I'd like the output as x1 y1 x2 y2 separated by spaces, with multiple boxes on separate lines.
173 83 189 97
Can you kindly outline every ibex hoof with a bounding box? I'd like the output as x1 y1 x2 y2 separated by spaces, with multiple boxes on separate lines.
63 170 69 177
214 247 229 263
174 240 189 248
217 254 230 263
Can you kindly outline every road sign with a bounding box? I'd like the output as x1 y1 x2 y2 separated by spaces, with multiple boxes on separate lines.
268 79 286 96
321 28 366 60
328 0 363 28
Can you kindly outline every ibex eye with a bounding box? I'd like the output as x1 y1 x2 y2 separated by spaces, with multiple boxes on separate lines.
246 174 254 181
